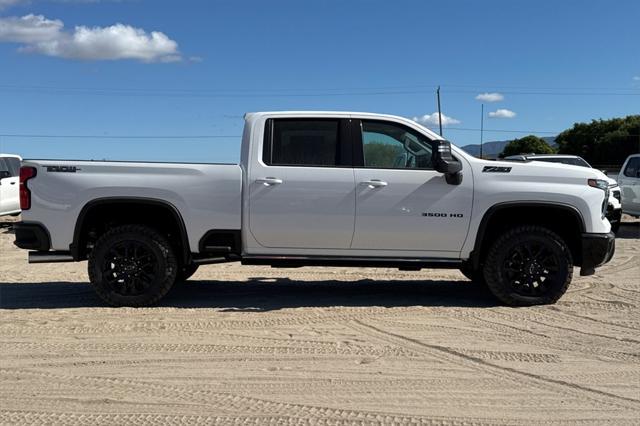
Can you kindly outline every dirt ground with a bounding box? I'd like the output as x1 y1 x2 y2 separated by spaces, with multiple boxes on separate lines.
0 217 638 425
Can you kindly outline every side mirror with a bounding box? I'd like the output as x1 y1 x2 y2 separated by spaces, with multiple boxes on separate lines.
601 170 608 176
0 170 11 180
433 140 463 185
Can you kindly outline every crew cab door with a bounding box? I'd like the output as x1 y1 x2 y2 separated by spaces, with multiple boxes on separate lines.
0 157 20 215
248 118 355 249
351 119 472 254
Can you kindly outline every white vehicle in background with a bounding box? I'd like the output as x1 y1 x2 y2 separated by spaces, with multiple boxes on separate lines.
618 153 640 217
504 154 622 232
14 112 615 308
0 154 22 217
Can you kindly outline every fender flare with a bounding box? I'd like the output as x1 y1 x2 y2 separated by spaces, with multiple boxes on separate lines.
71 196 190 263
470 201 586 269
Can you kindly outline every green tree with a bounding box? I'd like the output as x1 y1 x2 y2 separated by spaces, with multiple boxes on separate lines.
555 115 640 165
500 135 555 158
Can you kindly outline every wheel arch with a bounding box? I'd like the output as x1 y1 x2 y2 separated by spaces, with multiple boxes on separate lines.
470 201 586 270
71 197 190 263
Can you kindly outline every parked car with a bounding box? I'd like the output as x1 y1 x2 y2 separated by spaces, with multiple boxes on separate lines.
0 154 22 217
504 154 622 232
618 153 640 217
14 112 615 307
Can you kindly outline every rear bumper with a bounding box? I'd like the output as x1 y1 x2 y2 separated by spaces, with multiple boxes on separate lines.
14 222 51 251
580 232 615 276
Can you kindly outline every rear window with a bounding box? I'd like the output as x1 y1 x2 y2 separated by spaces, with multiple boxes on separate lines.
263 119 342 167
623 157 640 178
5 157 20 176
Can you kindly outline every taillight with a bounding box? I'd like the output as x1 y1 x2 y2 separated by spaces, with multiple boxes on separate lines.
19 166 37 210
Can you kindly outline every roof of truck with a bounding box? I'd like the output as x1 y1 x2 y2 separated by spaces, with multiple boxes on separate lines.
244 111 445 140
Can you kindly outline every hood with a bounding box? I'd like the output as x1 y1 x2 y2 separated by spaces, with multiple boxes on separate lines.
483 159 608 181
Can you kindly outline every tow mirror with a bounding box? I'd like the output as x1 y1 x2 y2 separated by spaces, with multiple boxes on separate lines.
434 140 463 185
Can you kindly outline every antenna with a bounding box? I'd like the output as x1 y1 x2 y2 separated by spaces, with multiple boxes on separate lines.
480 103 484 159
436 86 443 136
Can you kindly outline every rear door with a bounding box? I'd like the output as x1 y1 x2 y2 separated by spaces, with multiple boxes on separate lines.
351 119 473 254
0 157 21 215
248 118 356 249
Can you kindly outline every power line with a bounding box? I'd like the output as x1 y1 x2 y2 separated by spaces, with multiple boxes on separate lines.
0 134 240 139
0 85 637 98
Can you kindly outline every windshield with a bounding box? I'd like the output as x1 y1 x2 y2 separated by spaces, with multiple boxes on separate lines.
531 157 591 168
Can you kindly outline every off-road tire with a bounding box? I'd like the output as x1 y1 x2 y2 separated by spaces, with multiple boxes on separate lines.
88 225 177 307
483 225 573 306
177 263 199 282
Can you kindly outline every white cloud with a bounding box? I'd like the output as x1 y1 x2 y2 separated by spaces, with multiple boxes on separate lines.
475 92 504 102
0 14 181 62
633 76 640 81
412 112 461 127
488 108 517 119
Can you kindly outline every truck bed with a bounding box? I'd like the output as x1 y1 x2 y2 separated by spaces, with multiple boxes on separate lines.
22 159 242 252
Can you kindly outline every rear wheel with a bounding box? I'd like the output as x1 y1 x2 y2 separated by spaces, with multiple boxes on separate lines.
88 225 177 307
483 226 572 306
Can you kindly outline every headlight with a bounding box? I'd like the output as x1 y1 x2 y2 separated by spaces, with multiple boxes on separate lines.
588 179 609 190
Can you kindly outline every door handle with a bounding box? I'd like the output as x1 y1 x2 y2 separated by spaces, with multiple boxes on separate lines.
256 177 283 186
9 182 16 185
361 179 388 188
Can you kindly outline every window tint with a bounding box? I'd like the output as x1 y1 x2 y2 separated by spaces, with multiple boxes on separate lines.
265 119 341 167
361 120 434 169
624 157 640 178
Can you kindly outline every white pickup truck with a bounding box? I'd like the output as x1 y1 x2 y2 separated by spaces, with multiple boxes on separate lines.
15 111 615 307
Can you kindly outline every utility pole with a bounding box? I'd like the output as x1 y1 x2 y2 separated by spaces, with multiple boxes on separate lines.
436 86 443 136
480 103 484 159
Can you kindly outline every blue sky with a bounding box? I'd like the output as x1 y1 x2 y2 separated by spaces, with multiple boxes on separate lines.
1 0 638 163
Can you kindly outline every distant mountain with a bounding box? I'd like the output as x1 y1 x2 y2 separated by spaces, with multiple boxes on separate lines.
459 136 556 159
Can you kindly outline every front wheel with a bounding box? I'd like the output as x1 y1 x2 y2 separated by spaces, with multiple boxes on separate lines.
483 226 573 306
88 225 177 307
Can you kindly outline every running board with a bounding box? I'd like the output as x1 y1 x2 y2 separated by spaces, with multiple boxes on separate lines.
28 251 75 264
241 255 462 270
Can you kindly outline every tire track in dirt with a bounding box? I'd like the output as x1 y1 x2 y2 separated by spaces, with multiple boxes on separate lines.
348 320 640 411
0 369 518 425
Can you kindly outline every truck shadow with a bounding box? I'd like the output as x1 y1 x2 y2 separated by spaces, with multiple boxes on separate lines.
0 278 498 310
616 221 640 239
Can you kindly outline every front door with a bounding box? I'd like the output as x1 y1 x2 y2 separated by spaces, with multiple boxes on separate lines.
351 119 473 255
248 118 356 249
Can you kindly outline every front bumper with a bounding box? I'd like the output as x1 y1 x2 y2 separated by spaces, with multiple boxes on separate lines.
14 222 51 251
580 232 615 276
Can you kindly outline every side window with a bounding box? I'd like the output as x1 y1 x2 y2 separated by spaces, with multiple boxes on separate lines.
264 119 343 167
623 157 640 178
361 120 434 169
5 158 20 176
0 158 9 177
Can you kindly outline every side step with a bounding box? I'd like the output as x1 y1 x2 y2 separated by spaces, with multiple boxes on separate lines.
28 251 75 264
242 255 462 270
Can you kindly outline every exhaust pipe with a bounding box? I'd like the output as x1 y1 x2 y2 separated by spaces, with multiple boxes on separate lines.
28 251 75 264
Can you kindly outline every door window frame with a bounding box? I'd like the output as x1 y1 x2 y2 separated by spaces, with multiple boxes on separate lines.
262 118 355 168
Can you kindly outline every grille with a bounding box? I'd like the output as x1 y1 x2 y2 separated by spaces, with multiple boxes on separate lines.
612 189 621 202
